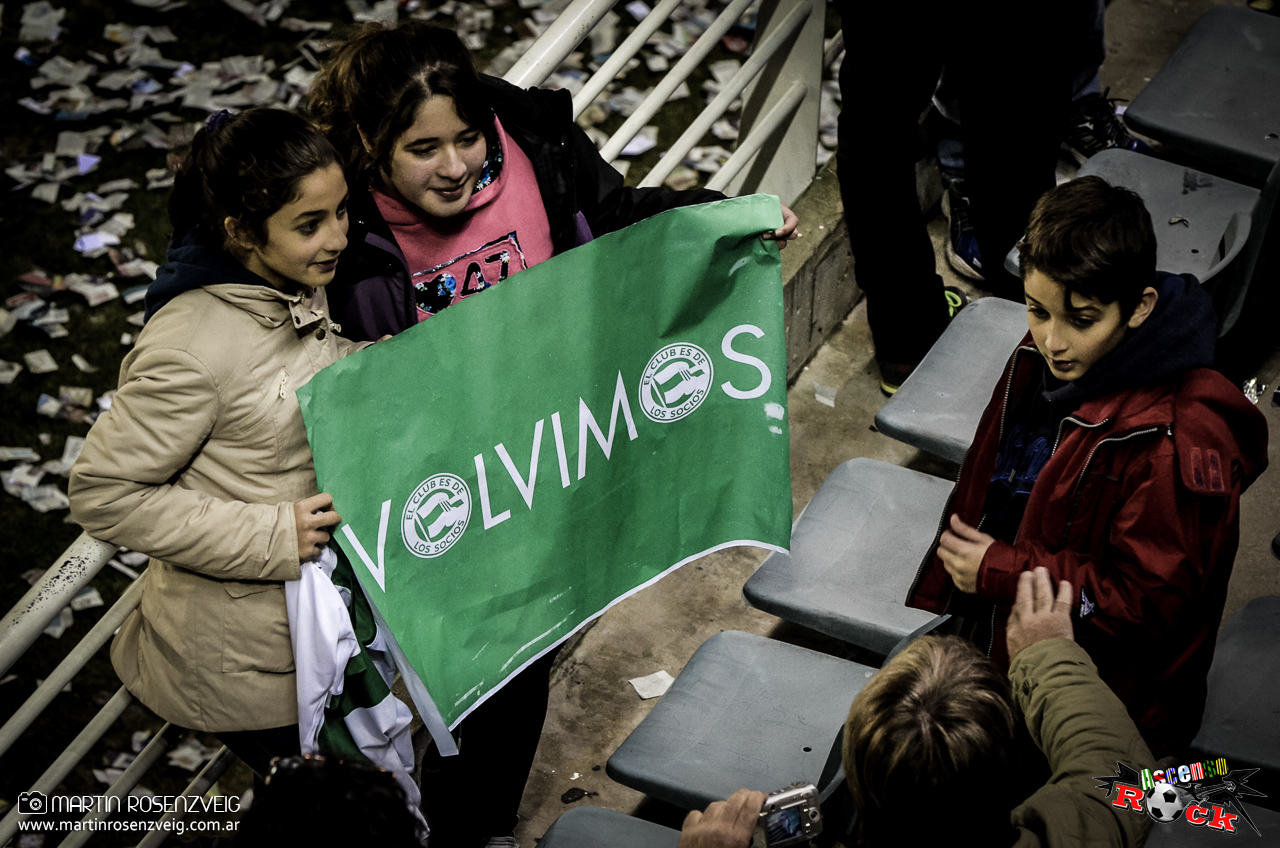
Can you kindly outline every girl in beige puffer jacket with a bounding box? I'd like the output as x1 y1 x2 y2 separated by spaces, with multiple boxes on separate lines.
70 108 368 776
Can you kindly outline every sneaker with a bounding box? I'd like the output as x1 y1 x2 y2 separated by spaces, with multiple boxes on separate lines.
942 181 984 281
1061 89 1152 165
485 838 518 848
877 358 915 396
879 288 968 395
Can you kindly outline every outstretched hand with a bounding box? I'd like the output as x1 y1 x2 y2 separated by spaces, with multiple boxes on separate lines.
937 513 994 593
294 492 341 562
679 788 766 848
764 204 800 249
1006 567 1075 659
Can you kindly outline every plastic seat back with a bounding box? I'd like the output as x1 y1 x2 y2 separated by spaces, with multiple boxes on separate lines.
743 458 948 653
1124 5 1280 187
538 807 681 848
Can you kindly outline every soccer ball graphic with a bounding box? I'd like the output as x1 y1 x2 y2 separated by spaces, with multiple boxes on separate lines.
1145 782 1187 822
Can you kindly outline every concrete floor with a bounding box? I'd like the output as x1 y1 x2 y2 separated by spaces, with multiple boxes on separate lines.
514 0 1280 842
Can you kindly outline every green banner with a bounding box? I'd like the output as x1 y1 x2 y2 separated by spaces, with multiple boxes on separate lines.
298 195 792 728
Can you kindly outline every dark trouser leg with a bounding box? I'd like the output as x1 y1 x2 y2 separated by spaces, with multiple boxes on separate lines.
958 3 1081 300
217 724 302 798
418 649 556 847
835 2 951 367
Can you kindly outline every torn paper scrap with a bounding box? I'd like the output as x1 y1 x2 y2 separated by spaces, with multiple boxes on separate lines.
814 383 836 407
24 350 57 374
629 669 675 700
70 586 104 611
620 125 658 157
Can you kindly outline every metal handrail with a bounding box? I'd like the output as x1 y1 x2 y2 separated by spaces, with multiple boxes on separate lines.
60 724 178 848
135 746 237 848
824 30 843 68
599 0 757 162
0 577 144 759
0 531 117 677
0 685 133 845
640 1 812 187
504 0 615 89
571 0 686 120
707 80 806 192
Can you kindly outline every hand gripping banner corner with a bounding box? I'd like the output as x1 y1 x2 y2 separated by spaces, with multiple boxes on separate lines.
298 194 793 729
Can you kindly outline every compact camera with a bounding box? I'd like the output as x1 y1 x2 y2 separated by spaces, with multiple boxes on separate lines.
752 782 822 847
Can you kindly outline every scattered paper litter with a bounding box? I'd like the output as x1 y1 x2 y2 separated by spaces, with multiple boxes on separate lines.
31 183 59 204
23 350 57 374
167 736 215 771
117 550 149 567
620 125 658 157
92 767 125 786
628 669 675 700
109 751 137 769
0 361 22 384
708 59 741 86
26 485 70 512
663 165 699 191
42 606 73 638
814 383 837 407
70 586 104 611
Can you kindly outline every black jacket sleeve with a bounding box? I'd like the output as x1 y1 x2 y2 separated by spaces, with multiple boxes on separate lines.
482 75 726 248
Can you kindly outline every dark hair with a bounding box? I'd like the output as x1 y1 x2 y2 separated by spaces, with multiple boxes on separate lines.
168 107 340 247
309 21 492 182
1019 175 1157 319
842 636 1016 846
233 756 420 848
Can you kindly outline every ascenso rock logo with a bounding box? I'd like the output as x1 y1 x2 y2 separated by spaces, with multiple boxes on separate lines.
341 325 778 589
1095 759 1266 835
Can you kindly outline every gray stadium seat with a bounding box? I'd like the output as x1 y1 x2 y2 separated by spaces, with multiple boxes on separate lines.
872 298 1028 464
538 806 681 848
742 458 948 655
1144 804 1280 845
1124 5 1280 188
1143 596 1280 843
1077 150 1257 287
1189 596 1280 800
605 629 876 811
880 147 1270 462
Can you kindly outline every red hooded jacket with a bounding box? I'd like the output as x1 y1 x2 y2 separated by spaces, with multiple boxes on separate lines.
907 301 1268 757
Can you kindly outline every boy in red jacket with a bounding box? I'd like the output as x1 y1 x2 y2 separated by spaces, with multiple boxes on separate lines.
907 176 1269 758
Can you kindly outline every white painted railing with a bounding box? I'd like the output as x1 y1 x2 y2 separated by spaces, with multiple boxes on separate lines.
505 0 826 206
0 535 234 847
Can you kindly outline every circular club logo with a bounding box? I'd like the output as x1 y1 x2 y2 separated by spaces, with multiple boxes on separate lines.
402 474 471 558
639 343 714 423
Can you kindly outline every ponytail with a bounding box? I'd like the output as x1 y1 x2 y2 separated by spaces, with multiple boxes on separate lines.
168 108 340 248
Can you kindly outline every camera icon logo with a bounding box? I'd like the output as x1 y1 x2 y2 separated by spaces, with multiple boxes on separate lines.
18 791 48 815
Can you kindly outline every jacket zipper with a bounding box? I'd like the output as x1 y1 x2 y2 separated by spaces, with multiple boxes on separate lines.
907 344 1034 605
1057 422 1169 547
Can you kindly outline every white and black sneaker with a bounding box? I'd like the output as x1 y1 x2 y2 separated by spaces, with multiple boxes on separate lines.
1061 89 1151 166
942 180 984 282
